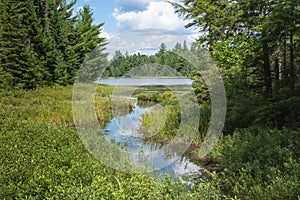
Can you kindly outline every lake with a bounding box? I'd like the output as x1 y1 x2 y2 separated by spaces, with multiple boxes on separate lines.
95 77 194 86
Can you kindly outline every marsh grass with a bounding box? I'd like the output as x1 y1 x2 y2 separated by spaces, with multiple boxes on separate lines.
1 86 74 126
1 86 299 199
1 86 201 199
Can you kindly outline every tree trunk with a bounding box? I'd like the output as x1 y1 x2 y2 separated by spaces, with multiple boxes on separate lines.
45 0 50 33
289 29 295 94
274 57 279 92
275 58 279 81
262 34 272 98
261 6 272 98
282 31 289 87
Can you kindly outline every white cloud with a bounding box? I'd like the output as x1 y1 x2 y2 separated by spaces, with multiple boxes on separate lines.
100 30 114 40
112 1 187 32
105 29 195 60
104 1 200 60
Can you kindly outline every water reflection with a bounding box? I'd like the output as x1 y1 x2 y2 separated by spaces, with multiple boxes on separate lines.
103 102 203 183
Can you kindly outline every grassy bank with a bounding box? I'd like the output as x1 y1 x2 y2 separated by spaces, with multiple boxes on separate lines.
137 89 300 199
1 86 299 199
0 86 203 199
137 90 210 145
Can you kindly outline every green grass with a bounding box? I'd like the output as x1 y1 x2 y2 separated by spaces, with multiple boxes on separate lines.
0 121 191 199
137 90 210 145
0 86 206 199
1 86 299 199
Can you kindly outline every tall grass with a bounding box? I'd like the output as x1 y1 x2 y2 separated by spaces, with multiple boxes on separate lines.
0 86 210 199
1 86 74 126
1 86 299 199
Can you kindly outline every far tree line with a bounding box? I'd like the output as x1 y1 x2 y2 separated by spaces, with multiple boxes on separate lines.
105 42 199 77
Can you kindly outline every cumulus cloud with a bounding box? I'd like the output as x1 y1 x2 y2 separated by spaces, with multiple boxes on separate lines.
112 1 187 32
104 0 199 60
100 30 114 40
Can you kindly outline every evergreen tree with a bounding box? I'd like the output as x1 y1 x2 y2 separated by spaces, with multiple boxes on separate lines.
158 43 167 54
0 0 45 89
0 0 107 88
74 6 106 66
71 5 106 83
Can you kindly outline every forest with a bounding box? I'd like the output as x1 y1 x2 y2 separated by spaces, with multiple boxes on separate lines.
1 0 300 199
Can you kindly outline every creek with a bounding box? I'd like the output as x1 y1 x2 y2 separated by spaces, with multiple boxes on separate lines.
98 77 205 185
103 100 205 185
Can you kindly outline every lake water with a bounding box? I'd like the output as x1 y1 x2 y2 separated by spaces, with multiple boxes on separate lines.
103 101 204 185
96 78 194 86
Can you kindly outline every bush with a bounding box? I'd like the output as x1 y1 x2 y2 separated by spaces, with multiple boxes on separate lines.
207 128 300 199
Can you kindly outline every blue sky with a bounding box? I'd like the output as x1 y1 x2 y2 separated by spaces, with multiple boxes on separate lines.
70 0 198 38
69 0 200 58
70 0 118 35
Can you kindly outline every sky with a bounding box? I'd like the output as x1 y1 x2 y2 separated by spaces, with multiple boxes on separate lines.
69 0 200 57
70 0 198 38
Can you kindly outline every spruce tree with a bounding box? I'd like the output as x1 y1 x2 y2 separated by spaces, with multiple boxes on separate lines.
0 0 44 89
0 0 107 89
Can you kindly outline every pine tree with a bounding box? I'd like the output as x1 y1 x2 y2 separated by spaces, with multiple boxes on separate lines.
74 5 106 83
0 0 107 88
0 0 45 89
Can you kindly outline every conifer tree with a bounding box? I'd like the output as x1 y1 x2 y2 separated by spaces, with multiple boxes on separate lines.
0 0 45 89
0 0 107 88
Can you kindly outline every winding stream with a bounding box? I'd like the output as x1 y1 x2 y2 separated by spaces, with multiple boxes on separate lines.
97 77 204 185
103 101 204 185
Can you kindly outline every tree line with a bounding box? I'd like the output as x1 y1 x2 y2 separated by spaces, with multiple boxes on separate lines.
105 42 197 77
0 0 105 90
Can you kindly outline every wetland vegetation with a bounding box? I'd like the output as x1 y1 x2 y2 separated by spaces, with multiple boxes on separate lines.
1 0 300 199
1 85 299 199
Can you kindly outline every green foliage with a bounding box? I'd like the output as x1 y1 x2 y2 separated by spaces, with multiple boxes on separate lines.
173 0 300 131
0 0 45 89
224 89 300 133
107 42 195 77
74 5 107 83
254 95 300 129
0 0 106 89
208 128 300 199
0 86 73 126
